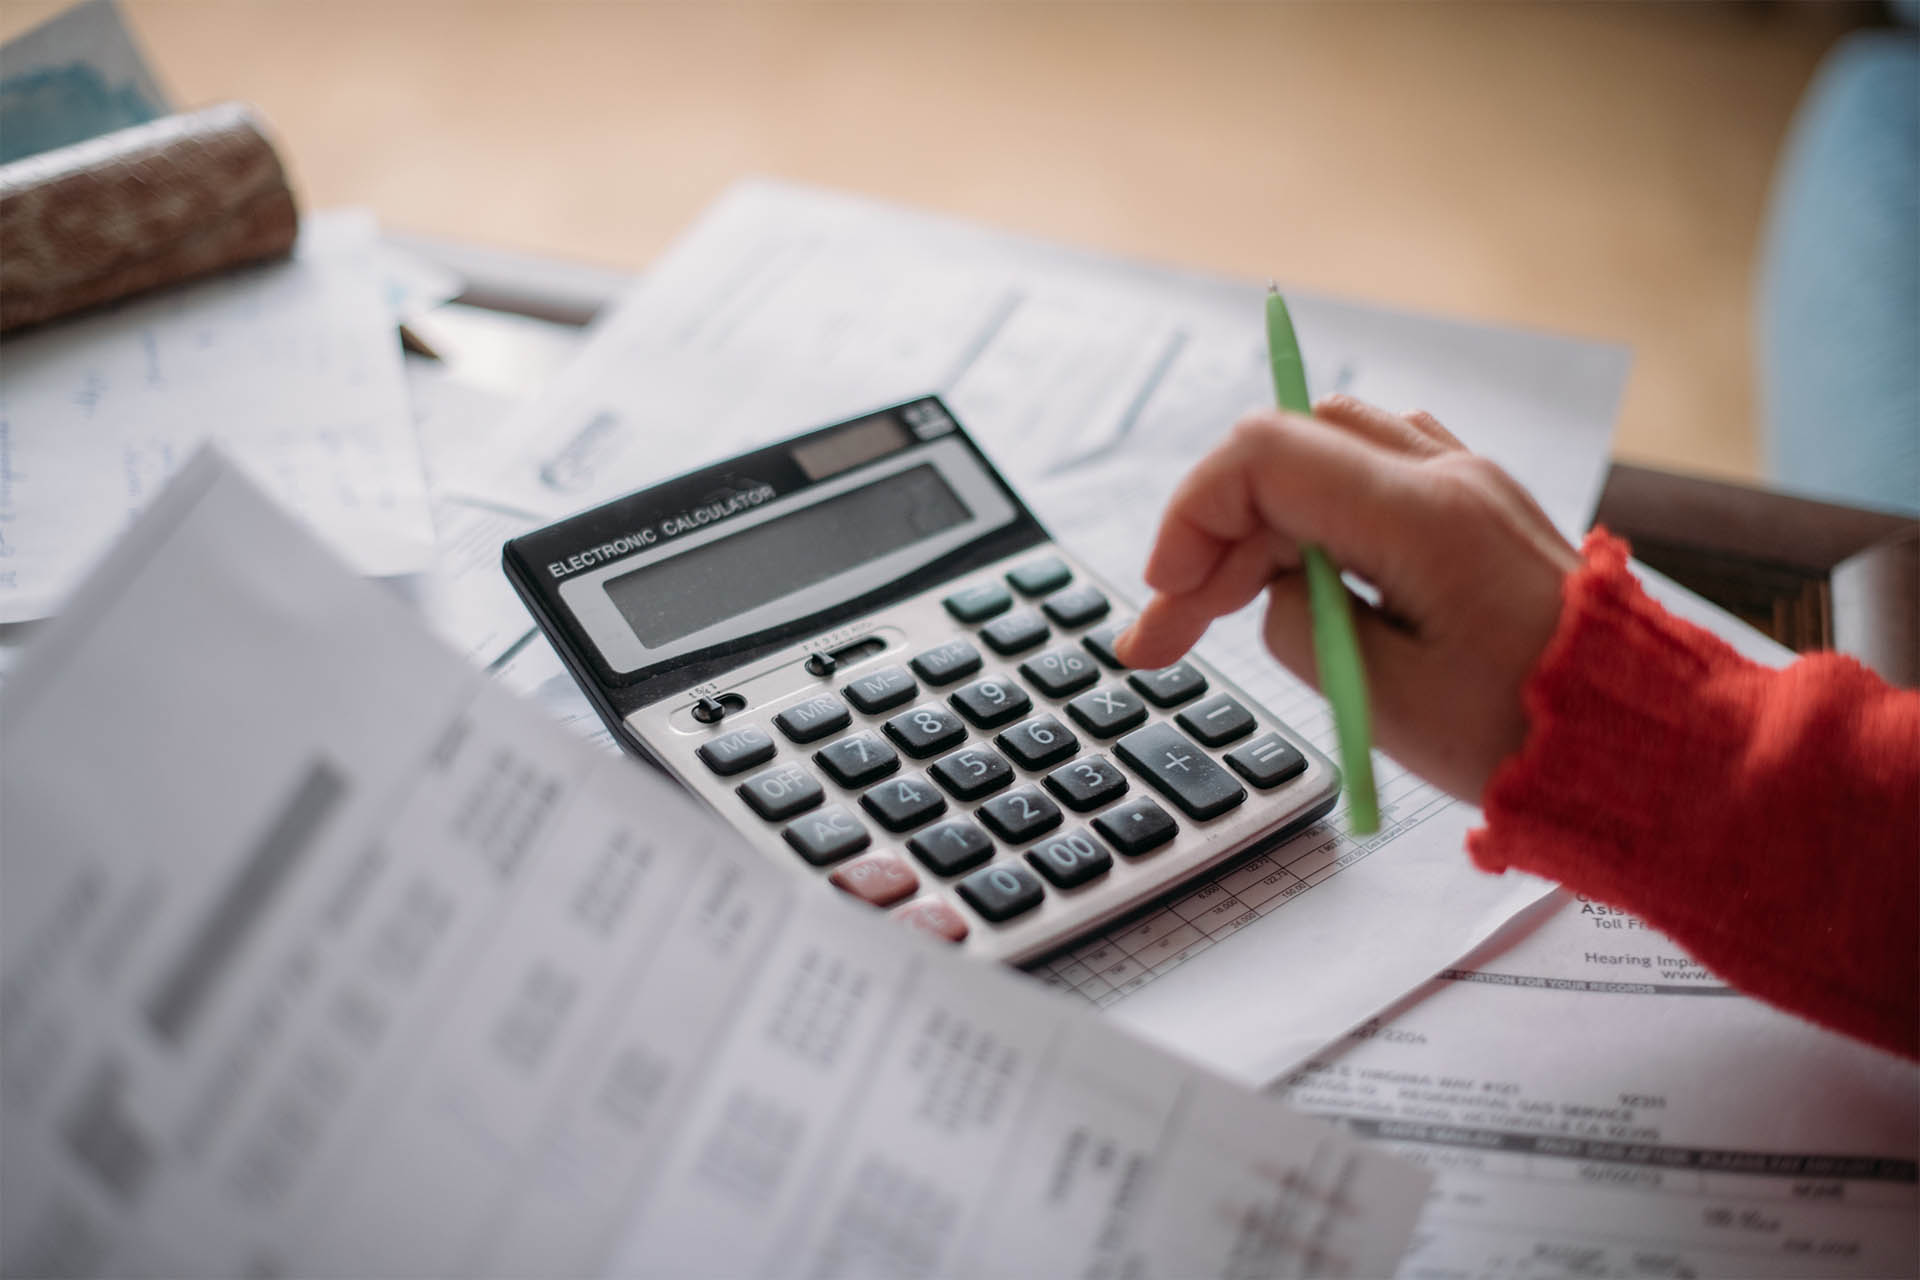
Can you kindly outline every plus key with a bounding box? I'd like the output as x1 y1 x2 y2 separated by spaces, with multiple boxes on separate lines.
1114 722 1246 821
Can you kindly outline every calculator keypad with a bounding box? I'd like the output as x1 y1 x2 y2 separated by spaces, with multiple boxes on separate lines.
981 610 1050 656
1006 556 1071 597
884 704 969 758
1025 827 1113 889
930 745 1014 801
949 676 1032 729
672 544 1328 963
783 806 871 865
1065 685 1148 738
978 786 1063 843
815 732 899 788
1041 584 1110 629
828 854 920 907
907 819 995 876
1176 693 1255 747
843 666 917 714
995 715 1080 771
698 726 777 776
943 582 1011 624
956 862 1045 921
738 764 824 821
1019 645 1099 698
860 773 948 832
911 639 983 687
774 693 851 743
1115 722 1247 821
1128 661 1208 708
1043 754 1128 812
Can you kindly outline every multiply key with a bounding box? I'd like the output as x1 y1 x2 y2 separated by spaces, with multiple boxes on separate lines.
1114 722 1246 820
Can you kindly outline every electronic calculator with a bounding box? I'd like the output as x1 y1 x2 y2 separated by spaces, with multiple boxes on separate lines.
503 396 1339 965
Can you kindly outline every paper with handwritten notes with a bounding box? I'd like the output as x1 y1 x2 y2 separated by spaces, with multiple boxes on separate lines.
0 209 433 623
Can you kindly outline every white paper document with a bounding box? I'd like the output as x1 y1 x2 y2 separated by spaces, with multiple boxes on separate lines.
0 451 1429 1278
454 179 1624 1081
0 209 434 623
1272 582 1919 1277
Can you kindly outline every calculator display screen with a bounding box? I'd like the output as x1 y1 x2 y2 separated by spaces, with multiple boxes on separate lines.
604 464 972 647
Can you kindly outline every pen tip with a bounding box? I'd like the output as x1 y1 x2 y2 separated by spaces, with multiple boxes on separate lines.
1268 279 1278 294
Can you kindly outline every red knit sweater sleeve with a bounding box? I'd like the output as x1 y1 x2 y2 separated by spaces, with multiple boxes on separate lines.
1468 529 1920 1060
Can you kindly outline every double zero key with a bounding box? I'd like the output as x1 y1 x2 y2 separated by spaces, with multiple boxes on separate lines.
1114 722 1247 820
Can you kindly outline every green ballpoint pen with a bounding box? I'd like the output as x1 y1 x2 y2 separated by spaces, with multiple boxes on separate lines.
1266 285 1380 834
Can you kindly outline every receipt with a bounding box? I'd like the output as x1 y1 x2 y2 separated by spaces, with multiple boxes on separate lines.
0 451 1429 1277
0 209 434 623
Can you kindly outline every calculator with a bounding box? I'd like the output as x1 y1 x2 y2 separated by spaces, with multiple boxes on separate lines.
503 397 1339 965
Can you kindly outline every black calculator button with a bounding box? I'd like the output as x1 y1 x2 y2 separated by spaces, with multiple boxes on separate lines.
783 805 871 866
1041 584 1111 629
981 610 1050 656
1175 694 1256 747
1115 722 1247 821
1043 755 1129 812
1226 733 1309 789
1026 827 1113 889
906 819 995 876
977 786 1063 843
1006 556 1072 597
949 677 1032 729
883 704 968 758
944 582 1012 624
1128 662 1208 708
737 764 824 821
930 745 1014 801
956 862 1045 922
860 773 948 832
1065 685 1149 738
843 666 917 714
815 732 900 788
1093 797 1178 857
910 640 983 687
1019 645 1100 699
1082 623 1131 670
696 726 776 776
773 693 851 743
995 715 1080 771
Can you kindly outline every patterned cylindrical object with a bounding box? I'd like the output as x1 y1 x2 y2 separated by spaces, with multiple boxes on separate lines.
0 101 298 334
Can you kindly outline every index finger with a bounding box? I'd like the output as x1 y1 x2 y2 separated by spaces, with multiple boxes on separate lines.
1141 409 1411 598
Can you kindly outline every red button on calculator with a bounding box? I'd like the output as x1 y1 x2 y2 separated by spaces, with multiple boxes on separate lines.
829 855 920 908
893 898 969 944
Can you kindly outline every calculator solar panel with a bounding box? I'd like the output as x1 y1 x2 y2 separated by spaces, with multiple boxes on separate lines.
504 397 1339 966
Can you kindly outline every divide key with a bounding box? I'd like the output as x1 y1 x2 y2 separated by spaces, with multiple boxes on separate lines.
1113 722 1246 821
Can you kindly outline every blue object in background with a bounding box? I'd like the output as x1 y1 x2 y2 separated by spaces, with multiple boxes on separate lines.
1759 20 1920 516
0 63 159 163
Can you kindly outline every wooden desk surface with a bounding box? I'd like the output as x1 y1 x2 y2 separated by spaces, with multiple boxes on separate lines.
2 1 1871 484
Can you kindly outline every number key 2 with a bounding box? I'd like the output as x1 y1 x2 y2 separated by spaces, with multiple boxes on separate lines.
978 786 1063 843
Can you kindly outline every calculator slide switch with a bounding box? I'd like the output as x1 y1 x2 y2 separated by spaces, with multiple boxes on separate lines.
956 862 1045 922
1114 722 1247 821
783 806 872 866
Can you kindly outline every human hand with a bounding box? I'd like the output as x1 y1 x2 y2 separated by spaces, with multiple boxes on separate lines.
1114 397 1580 802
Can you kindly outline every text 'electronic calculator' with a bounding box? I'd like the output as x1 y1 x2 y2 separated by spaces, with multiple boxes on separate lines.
503 397 1339 965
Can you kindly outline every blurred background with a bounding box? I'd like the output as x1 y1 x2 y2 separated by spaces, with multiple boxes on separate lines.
0 0 1902 488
